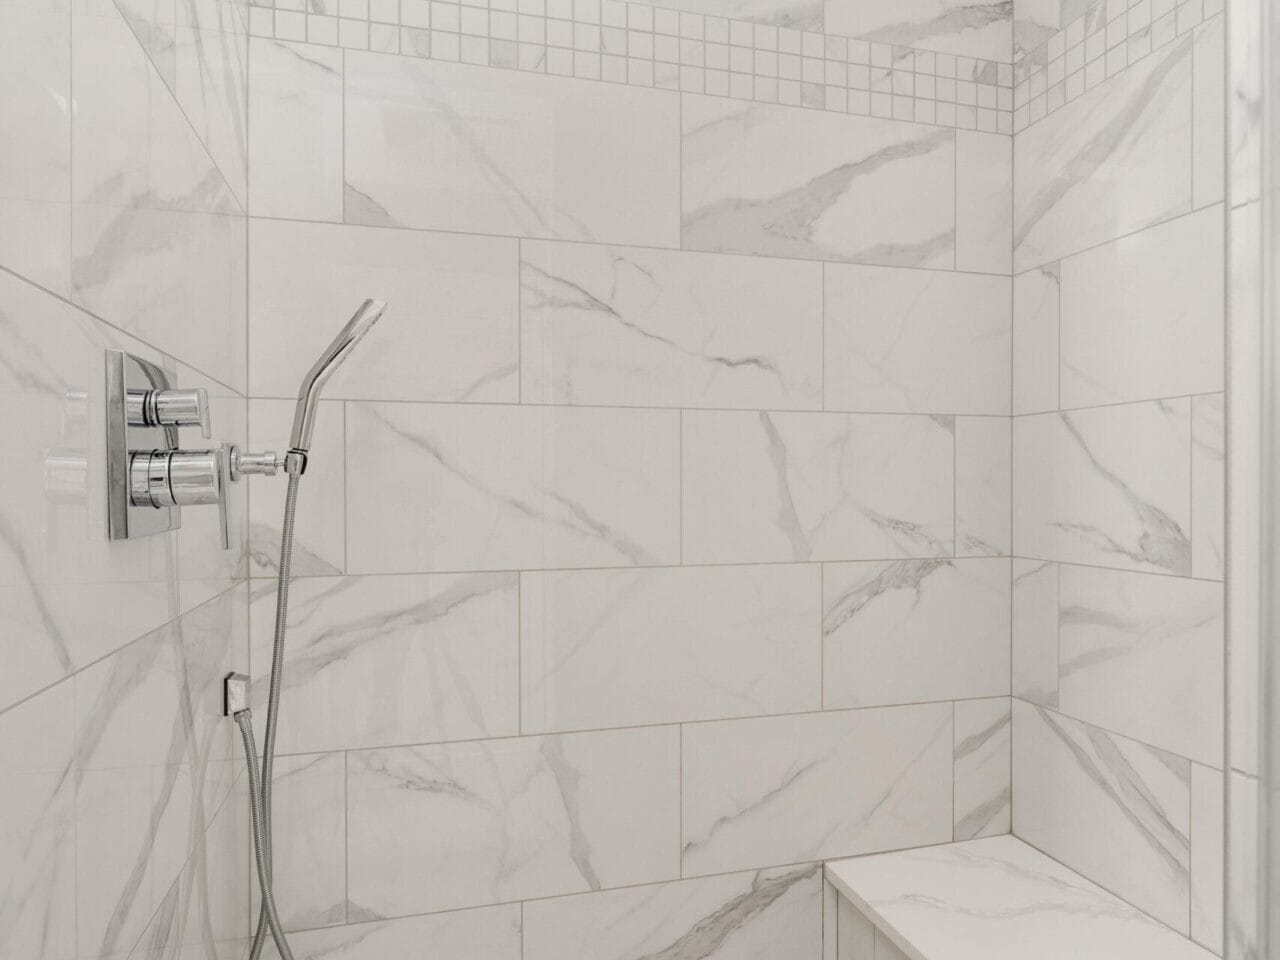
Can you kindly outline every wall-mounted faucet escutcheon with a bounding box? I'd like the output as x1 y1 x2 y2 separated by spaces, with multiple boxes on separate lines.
105 351 280 549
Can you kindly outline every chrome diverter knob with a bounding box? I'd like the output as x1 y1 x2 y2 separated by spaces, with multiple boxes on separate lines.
129 446 231 548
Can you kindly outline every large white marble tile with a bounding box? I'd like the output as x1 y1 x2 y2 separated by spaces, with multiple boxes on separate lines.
255 752 347 932
525 863 822 960
659 0 822 30
1191 762 1224 954
683 411 954 564
1012 401 1192 574
826 0 1013 61
128 777 250 960
521 564 820 734
75 6 238 203
826 835 1218 960
1192 393 1225 580
1057 564 1223 768
1014 32 1193 271
248 398 346 578
265 904 522 960
1012 700 1191 933
346 402 681 573
250 219 519 403
1012 559 1058 709
824 265 1010 416
1192 16 1225 210
956 416 1011 555
71 7 247 391
1058 206 1224 408
0 4 71 295
71 203 247 392
250 572 518 754
681 703 953 876
521 241 823 410
172 12 249 210
112 0 178 88
682 95 956 269
74 587 247 958
954 697 1011 841
956 131 1013 275
0 680 77 960
822 558 1010 708
248 37 343 221
345 53 679 247
346 725 680 917
1012 264 1059 415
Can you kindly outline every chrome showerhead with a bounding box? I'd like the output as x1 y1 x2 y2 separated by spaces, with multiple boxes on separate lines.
288 299 386 461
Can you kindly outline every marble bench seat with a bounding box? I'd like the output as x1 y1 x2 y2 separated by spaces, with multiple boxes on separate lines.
824 835 1216 960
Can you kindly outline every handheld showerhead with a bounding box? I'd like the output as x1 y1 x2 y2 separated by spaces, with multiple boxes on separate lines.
288 299 386 462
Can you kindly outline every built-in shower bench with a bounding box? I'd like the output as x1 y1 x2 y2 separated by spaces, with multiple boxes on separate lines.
824 835 1216 960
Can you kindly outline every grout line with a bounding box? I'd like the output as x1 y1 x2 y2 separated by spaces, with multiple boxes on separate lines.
0 262 249 400
0 580 247 720
1014 822 1208 949
103 0 249 217
241 552 1224 586
239 211 1018 278
257 391 1026 418
264 695 1045 763
284 854 828 935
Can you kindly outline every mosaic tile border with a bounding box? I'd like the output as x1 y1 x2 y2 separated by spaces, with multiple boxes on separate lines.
246 0 1015 133
1013 0 1222 132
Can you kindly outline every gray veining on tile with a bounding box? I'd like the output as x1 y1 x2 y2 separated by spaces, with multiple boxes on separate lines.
524 862 822 959
1012 559 1058 709
826 0 1013 63
249 572 518 754
682 704 953 876
1014 31 1193 270
522 564 820 733
684 410 954 565
954 697 1011 840
1057 564 1223 767
822 558 1010 708
682 95 956 268
1013 401 1191 575
1012 700 1191 932
346 402 680 573
521 241 822 410
345 51 680 246
346 726 680 917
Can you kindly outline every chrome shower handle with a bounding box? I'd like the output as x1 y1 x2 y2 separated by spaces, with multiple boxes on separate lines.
129 444 231 548
127 387 212 438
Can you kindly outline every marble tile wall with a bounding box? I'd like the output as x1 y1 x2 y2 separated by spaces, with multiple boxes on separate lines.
1009 0 1226 948
241 2 1015 954
0 0 252 956
1 0 1237 954
245 0 1017 132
